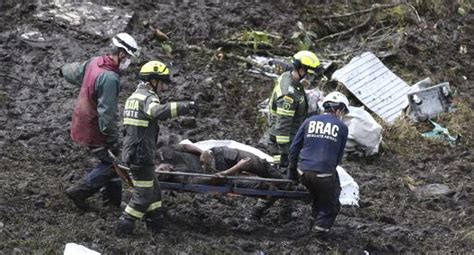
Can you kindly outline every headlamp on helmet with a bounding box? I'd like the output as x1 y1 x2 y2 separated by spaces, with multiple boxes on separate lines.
292 50 321 74
139 61 171 82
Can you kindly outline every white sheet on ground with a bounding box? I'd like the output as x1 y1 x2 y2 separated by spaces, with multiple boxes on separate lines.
64 243 100 255
180 139 360 206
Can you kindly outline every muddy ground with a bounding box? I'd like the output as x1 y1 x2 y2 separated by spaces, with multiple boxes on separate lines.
0 0 473 254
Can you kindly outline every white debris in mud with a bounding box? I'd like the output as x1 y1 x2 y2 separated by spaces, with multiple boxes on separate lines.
414 184 453 198
34 2 133 38
64 243 100 255
20 30 45 41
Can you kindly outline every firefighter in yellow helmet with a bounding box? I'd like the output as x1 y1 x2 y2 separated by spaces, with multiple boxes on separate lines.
267 50 320 169
117 60 198 236
252 51 321 220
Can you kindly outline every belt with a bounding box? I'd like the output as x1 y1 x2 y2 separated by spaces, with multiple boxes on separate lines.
299 168 333 178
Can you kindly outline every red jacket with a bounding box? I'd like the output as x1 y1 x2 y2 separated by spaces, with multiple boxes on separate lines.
70 55 120 147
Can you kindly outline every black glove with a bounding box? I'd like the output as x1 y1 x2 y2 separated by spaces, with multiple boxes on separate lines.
288 162 298 182
107 142 121 158
188 101 199 116
280 153 289 168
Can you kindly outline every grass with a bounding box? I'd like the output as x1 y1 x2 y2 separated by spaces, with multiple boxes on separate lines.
382 99 473 155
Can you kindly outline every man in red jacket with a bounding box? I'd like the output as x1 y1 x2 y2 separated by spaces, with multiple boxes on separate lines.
61 33 138 210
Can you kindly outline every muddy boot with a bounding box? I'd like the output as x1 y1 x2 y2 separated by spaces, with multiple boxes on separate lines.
313 225 330 240
145 209 165 234
100 179 122 210
116 214 136 236
65 182 94 211
249 198 273 221
278 201 293 224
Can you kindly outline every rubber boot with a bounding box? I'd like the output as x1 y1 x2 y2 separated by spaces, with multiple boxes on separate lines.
65 182 95 211
145 209 165 234
116 214 136 236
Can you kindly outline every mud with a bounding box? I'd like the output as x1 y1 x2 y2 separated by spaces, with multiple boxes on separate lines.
1 1 473 254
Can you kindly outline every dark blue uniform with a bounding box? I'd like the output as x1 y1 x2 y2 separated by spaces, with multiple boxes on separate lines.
289 113 348 231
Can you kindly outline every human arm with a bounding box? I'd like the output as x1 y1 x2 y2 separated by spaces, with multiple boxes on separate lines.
177 144 204 156
146 100 197 121
288 119 307 181
96 72 120 144
60 60 89 87
215 157 251 177
336 124 349 165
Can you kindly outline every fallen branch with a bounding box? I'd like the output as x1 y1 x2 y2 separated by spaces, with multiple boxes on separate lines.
315 8 375 43
184 45 267 70
209 39 274 49
321 2 404 19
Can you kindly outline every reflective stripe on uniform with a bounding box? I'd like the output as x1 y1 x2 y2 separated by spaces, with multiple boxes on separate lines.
146 201 162 212
273 155 281 163
147 102 160 115
132 180 154 188
129 93 147 101
275 135 290 144
125 205 145 219
123 118 149 127
274 76 283 97
276 107 295 117
269 77 283 114
170 102 178 118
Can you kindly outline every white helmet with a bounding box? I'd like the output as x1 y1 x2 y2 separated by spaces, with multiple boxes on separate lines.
111 32 138 57
322 91 349 113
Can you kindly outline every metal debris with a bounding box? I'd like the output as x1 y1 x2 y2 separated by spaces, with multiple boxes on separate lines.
332 52 411 124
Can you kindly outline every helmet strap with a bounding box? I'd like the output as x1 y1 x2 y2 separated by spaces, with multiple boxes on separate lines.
297 67 307 81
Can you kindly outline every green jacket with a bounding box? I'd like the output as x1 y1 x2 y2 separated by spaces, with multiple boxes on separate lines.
61 56 121 145
268 71 308 154
122 82 192 166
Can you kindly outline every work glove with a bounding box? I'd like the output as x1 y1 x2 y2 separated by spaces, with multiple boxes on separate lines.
279 153 289 168
188 101 199 116
107 142 121 158
288 162 298 182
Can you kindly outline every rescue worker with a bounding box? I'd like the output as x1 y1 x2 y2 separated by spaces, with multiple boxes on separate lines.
288 91 349 235
63 32 138 210
117 60 198 236
253 50 321 221
267 50 321 169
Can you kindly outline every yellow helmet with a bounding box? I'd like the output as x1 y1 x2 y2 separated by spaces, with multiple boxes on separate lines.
139 61 171 82
292 50 320 74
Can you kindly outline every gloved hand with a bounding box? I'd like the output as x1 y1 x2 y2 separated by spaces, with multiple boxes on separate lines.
288 162 298 182
107 142 121 158
188 101 199 116
280 153 289 168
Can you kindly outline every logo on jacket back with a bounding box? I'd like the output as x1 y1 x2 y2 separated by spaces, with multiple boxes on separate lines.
307 120 339 142
124 99 139 118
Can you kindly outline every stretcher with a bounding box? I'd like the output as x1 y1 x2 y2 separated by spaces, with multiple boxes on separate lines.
156 170 310 200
